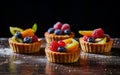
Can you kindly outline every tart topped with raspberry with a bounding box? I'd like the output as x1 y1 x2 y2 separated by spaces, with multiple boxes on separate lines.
79 28 113 53
45 38 80 63
8 23 42 54
44 22 75 43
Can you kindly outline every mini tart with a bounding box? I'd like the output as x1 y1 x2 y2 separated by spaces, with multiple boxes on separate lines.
79 37 113 53
45 46 80 63
44 32 75 44
8 38 42 54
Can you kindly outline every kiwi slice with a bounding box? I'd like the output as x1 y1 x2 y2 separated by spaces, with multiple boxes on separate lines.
32 23 37 33
10 27 23 35
96 37 106 44
11 36 18 42
11 36 23 43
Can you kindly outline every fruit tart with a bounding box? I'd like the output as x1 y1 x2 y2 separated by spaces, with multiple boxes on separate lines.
8 23 42 54
45 38 80 63
44 22 75 43
79 28 113 53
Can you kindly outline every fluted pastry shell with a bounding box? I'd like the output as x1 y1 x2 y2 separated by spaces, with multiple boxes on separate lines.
44 32 75 43
79 37 113 53
45 47 80 63
8 38 42 54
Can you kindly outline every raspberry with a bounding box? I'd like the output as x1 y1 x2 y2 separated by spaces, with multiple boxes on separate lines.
58 40 66 46
61 23 70 32
53 22 62 29
83 36 89 41
49 41 59 52
32 35 38 43
92 28 104 38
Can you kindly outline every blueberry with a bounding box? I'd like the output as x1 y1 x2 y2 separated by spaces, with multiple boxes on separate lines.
87 37 95 43
23 37 32 43
64 29 71 35
48 28 55 34
14 32 22 38
58 46 66 52
54 29 62 35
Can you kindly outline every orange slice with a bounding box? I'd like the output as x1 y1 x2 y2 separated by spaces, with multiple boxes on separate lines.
63 38 72 44
63 38 79 52
21 28 34 38
79 30 93 36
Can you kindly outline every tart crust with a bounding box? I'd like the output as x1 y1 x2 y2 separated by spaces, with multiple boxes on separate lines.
45 47 80 63
79 37 113 53
9 38 42 54
44 32 75 43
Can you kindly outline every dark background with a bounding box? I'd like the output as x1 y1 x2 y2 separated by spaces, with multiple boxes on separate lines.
0 0 119 38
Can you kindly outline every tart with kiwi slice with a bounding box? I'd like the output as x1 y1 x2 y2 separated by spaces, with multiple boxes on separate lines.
79 28 113 53
45 38 80 63
8 23 42 54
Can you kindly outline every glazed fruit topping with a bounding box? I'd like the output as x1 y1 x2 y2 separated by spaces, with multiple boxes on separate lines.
53 22 62 29
48 28 55 34
49 40 67 52
58 40 66 46
50 41 66 52
64 38 79 52
104 34 110 42
87 37 95 43
79 28 111 43
54 29 62 35
10 23 39 43
79 30 93 36
32 23 37 33
92 28 104 38
10 27 23 36
47 22 72 35
61 23 70 32
23 37 32 43
32 35 38 43
14 32 22 38
58 46 66 52
96 37 106 44
83 36 89 41
12 36 23 43
49 41 60 52
21 28 34 38
64 29 71 35
49 38 79 52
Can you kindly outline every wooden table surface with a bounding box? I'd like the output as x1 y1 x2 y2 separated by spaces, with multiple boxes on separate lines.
0 38 120 75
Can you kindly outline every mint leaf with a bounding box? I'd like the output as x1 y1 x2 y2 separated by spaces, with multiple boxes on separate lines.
32 23 37 33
